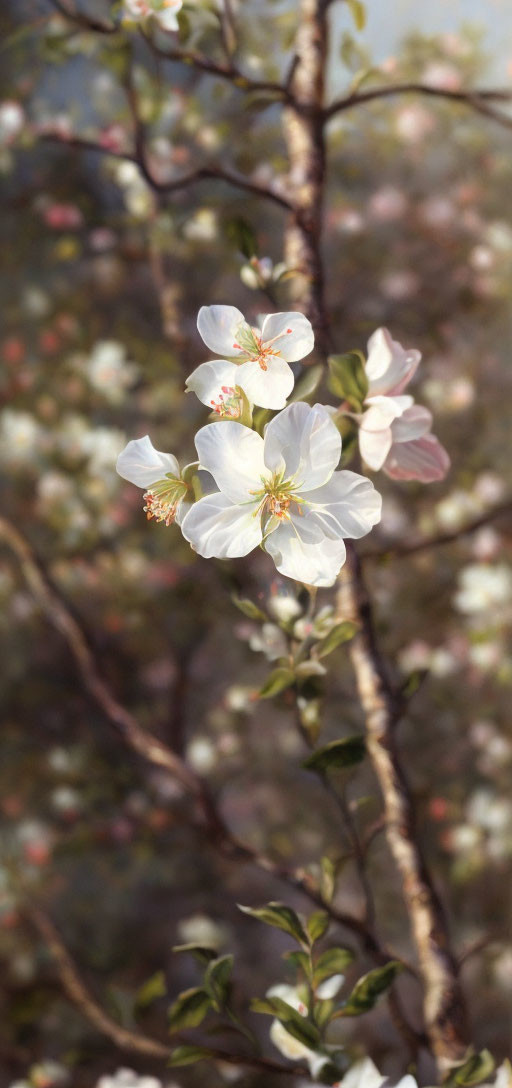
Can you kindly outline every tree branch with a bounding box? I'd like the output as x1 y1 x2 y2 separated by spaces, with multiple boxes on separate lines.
325 81 512 131
47 0 116 34
363 499 512 562
24 904 301 1076
141 31 291 102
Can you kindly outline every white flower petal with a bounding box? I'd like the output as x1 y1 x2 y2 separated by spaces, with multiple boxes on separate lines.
156 5 181 31
116 435 179 488
358 424 393 471
366 327 421 396
194 421 267 503
265 521 347 587
269 1020 315 1064
197 304 246 358
316 973 344 1000
307 470 382 539
385 434 450 482
181 492 262 558
236 356 294 409
260 311 315 362
337 1058 387 1088
186 359 241 408
263 402 341 490
391 403 433 442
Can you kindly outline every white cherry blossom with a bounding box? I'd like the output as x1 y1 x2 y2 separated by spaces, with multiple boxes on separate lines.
267 979 343 1078
116 435 191 526
192 305 315 411
359 329 450 482
122 0 183 32
181 402 381 587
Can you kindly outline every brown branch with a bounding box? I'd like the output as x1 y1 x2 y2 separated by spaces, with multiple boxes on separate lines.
0 516 411 975
336 546 468 1071
142 32 290 102
325 81 512 130
24 905 300 1076
47 0 116 33
363 499 512 562
39 133 294 210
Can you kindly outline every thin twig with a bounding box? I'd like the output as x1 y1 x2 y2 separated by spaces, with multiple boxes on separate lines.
24 905 301 1076
363 500 512 562
324 81 512 129
47 0 116 33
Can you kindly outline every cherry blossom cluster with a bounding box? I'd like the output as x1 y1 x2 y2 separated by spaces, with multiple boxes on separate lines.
121 0 183 32
117 306 449 587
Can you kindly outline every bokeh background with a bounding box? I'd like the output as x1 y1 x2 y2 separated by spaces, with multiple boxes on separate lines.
1 1 511 1086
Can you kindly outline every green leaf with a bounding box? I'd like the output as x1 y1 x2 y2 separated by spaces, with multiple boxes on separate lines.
347 0 367 31
320 856 337 904
238 902 309 945
204 955 233 1011
303 736 366 774
252 407 274 436
251 996 320 1048
289 364 324 403
307 911 330 944
135 970 166 1009
314 947 354 985
226 215 257 259
231 595 267 622
283 949 312 979
315 621 358 658
327 352 369 412
168 987 212 1033
336 961 403 1017
168 1045 213 1067
444 1050 496 1087
259 667 295 699
172 943 218 966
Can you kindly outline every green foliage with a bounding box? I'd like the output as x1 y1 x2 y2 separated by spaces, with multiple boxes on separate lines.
167 986 212 1032
259 666 295 698
231 595 267 622
226 216 258 259
346 0 367 31
303 736 366 773
327 352 369 412
238 902 309 945
334 961 403 1017
307 910 330 943
315 620 358 658
289 365 324 403
444 1050 496 1087
204 954 233 1011
168 1045 214 1067
135 970 167 1009
172 944 218 965
314 947 354 985
251 995 321 1048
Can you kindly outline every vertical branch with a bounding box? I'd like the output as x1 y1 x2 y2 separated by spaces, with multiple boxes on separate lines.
281 2 468 1073
282 0 330 351
336 548 468 1070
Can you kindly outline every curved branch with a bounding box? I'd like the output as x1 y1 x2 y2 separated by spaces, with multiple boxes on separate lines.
363 499 512 562
142 32 291 102
325 81 512 132
39 133 294 210
24 905 300 1076
47 0 115 33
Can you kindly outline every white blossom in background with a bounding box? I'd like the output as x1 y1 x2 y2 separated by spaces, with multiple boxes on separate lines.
240 256 288 290
122 0 183 32
116 435 192 526
0 100 25 145
86 341 139 403
95 1070 163 1088
0 410 44 465
188 305 315 411
267 978 343 1078
358 328 450 482
177 913 228 950
454 563 512 616
181 402 381 587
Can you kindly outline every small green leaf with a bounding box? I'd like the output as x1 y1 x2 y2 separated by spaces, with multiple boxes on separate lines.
168 987 212 1032
251 996 320 1048
283 949 312 979
336 961 402 1017
327 351 368 412
231 595 267 622
238 902 308 945
135 970 166 1009
307 911 330 943
346 0 367 31
314 997 336 1030
289 364 324 403
168 1045 213 1067
172 943 218 966
314 947 354 985
303 736 366 773
444 1050 496 1087
315 621 358 658
320 856 337 904
226 216 257 258
204 955 233 1011
259 667 295 699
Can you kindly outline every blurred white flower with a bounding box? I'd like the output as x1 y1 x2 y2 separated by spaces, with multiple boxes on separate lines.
395 103 435 144
96 1070 162 1088
369 186 408 222
0 410 43 464
122 0 183 32
0 100 25 145
183 208 218 242
177 913 228 949
454 564 512 615
86 341 139 402
186 736 217 773
422 61 462 91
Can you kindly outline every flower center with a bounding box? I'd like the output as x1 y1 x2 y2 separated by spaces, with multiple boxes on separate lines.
210 385 244 419
232 323 293 372
250 473 304 525
142 475 188 527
